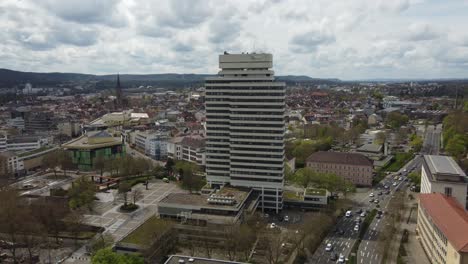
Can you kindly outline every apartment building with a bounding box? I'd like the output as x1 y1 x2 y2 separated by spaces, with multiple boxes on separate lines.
134 131 168 160
417 193 468 264
170 137 206 166
0 151 25 177
306 151 373 186
205 53 285 212
421 155 468 210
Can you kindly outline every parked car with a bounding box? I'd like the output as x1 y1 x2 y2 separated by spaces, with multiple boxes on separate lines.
345 210 352 217
330 253 338 261
354 225 360 231
338 254 346 263
325 243 333 252
369 193 374 197
360 212 366 217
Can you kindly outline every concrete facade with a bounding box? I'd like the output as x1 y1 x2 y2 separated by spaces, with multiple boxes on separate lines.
205 53 285 212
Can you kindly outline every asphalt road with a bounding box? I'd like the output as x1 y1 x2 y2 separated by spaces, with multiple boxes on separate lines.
423 124 442 155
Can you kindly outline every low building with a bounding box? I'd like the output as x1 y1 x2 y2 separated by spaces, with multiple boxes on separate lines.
284 187 330 209
57 121 81 137
158 186 258 225
62 131 125 170
306 151 373 186
417 193 468 264
421 155 468 210
6 136 48 152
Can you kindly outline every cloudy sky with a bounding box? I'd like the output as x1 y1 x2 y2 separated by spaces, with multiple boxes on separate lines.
1 0 468 80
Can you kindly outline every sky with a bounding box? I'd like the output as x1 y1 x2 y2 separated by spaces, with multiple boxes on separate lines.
1 0 468 80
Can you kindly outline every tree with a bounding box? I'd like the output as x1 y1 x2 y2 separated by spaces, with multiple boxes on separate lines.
64 209 86 247
43 151 61 178
131 189 142 205
175 161 204 193
92 248 144 264
410 134 423 152
446 134 466 159
68 176 96 210
59 150 74 177
19 206 45 263
374 132 386 145
153 165 165 179
292 167 316 189
89 233 114 255
118 182 132 206
93 155 107 177
385 111 409 130
0 188 26 263
165 158 175 175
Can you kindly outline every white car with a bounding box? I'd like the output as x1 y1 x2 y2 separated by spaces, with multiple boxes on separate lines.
284 215 289 222
269 223 276 229
338 254 345 263
345 210 352 217
325 243 333 251
369 193 374 197
354 225 360 231
393 182 397 186
360 212 366 217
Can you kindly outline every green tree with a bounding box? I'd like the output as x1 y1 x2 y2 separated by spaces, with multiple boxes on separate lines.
385 111 409 130
175 161 204 193
91 248 144 264
153 165 165 179
410 134 423 152
68 176 96 210
292 167 316 189
446 134 466 159
59 150 74 177
374 132 386 145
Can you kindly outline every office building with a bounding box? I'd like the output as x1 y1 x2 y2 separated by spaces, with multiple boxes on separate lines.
417 193 468 264
62 131 125 170
421 155 468 210
134 131 168 160
306 151 373 186
205 53 285 212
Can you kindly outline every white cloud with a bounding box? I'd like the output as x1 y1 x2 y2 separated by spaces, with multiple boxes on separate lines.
0 0 467 79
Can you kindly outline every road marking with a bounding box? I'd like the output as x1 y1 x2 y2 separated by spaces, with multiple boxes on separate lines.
367 252 370 257
366 241 369 245
365 246 367 251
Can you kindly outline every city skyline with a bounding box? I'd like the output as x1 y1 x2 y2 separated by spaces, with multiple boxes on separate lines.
1 0 468 80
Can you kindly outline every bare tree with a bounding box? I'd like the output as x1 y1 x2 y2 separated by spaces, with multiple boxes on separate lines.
20 207 44 264
118 182 132 206
263 233 286 264
0 188 25 263
131 189 143 204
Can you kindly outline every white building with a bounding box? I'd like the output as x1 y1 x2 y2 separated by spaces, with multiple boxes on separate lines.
6 136 47 152
421 155 468 210
0 151 24 177
0 135 6 152
205 53 285 212
171 137 206 166
7 117 25 130
134 131 169 160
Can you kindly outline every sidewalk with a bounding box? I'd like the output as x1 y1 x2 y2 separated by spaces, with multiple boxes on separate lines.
387 191 428 264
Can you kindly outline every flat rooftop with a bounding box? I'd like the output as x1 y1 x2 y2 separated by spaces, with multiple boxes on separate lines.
62 131 122 150
159 187 250 210
120 216 172 246
424 155 466 176
165 255 246 264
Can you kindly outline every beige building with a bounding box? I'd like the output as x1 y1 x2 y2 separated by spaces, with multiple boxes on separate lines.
421 155 467 210
418 193 468 264
306 151 373 186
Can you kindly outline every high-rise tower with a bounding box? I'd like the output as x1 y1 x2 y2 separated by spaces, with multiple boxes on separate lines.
205 53 285 212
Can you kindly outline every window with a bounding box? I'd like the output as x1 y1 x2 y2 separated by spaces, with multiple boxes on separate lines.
444 187 452 197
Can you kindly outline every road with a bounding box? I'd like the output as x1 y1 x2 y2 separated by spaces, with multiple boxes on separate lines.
125 142 165 167
423 124 442 155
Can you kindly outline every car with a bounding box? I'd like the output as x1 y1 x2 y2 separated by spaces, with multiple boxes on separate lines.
345 210 352 217
356 208 363 214
355 217 361 223
378 191 383 196
354 225 360 231
360 212 366 217
330 253 338 261
374 199 379 204
369 193 374 197
369 198 374 203
269 223 276 229
338 254 345 263
284 215 289 222
393 182 398 186
376 214 382 219
162 178 169 183
384 185 389 189
325 243 333 251
403 168 407 172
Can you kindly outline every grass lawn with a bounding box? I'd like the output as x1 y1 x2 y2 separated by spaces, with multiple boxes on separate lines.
121 216 172 246
284 190 303 201
385 152 414 172
305 188 326 196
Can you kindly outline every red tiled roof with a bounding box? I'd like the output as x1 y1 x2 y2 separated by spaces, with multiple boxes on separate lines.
306 151 373 167
419 193 468 252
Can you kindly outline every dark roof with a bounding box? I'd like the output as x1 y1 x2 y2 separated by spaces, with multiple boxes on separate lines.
180 137 205 149
306 151 373 167
419 193 468 252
